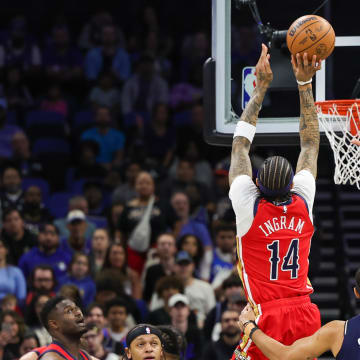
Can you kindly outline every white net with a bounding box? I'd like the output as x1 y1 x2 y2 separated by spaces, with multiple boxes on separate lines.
317 101 360 189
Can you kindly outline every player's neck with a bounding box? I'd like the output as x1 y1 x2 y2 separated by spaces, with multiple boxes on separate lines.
53 336 81 358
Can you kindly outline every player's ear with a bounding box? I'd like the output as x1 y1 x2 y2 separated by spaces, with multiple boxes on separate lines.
125 347 131 359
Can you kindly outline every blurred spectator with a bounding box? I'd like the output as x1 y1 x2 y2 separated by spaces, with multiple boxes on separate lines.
168 294 203 360
0 104 21 160
58 252 96 308
107 202 124 243
0 295 17 313
58 283 84 309
19 332 40 357
146 276 184 326
158 325 187 360
40 83 68 117
74 141 107 180
121 55 168 116
203 275 245 342
1 208 37 264
210 225 236 282
84 24 130 83
19 222 71 281
143 233 177 303
83 181 107 217
177 234 206 280
0 310 26 360
85 303 106 329
11 131 44 177
0 16 41 72
54 196 96 240
202 310 241 360
173 251 215 328
78 11 125 51
1 66 34 114
26 265 56 305
142 103 175 168
0 166 24 213
42 25 83 86
117 171 167 273
89 71 121 112
25 292 52 346
84 322 119 360
160 159 213 211
89 228 111 275
0 238 26 303
81 106 125 169
102 243 141 300
104 298 129 351
112 160 142 205
22 186 52 234
60 210 91 257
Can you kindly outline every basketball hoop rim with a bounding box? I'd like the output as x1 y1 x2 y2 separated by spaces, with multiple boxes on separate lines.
315 99 360 116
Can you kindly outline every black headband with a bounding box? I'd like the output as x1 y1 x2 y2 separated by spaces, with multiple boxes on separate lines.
126 325 163 347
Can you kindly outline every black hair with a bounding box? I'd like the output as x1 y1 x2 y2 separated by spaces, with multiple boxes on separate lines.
2 207 22 222
86 302 105 316
104 297 128 317
29 265 56 290
222 274 243 290
177 234 204 269
25 291 52 327
21 331 40 348
1 165 21 179
158 325 187 358
38 222 59 235
214 224 236 236
39 296 66 330
95 269 126 296
355 268 360 293
257 156 294 202
155 276 184 298
103 243 127 274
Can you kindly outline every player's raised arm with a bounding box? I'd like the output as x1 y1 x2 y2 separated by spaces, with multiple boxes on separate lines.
228 43 273 186
238 304 344 360
292 53 322 178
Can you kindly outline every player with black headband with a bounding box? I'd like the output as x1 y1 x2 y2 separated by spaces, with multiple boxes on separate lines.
228 44 322 359
124 324 164 360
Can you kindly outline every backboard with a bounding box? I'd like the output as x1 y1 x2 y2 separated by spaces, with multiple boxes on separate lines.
204 0 360 146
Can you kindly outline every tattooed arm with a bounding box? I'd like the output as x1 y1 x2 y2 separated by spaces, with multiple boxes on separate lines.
292 53 322 178
229 44 273 186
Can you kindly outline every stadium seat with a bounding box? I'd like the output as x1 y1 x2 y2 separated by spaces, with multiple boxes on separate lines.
32 138 70 155
6 111 17 125
26 111 66 139
47 192 72 219
73 111 94 129
22 177 50 203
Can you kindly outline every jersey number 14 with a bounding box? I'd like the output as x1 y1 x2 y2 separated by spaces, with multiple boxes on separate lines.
267 239 299 280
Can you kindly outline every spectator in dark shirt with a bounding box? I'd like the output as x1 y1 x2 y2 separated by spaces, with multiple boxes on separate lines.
168 294 203 360
19 222 71 281
1 208 37 264
202 310 241 360
143 232 177 303
11 131 44 178
146 275 184 326
0 165 25 213
43 24 83 87
83 181 108 217
22 185 53 234
84 24 130 83
59 252 96 308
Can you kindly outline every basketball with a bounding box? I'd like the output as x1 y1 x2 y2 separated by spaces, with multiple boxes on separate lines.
286 15 335 61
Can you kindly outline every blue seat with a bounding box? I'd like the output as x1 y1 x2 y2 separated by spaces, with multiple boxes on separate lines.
25 111 65 127
33 138 70 155
87 216 108 229
6 111 17 125
173 110 192 126
73 111 94 129
47 192 72 219
70 177 101 195
22 177 50 203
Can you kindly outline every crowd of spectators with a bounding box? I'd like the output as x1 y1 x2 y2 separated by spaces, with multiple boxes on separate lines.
0 4 264 360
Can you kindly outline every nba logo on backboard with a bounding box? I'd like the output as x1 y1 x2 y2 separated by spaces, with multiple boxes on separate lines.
146 327 151 334
242 67 256 110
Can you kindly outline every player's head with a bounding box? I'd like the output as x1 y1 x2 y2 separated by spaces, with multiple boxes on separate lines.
256 156 294 201
40 296 87 339
125 324 164 360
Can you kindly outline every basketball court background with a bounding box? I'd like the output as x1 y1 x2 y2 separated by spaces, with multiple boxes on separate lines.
204 1 360 359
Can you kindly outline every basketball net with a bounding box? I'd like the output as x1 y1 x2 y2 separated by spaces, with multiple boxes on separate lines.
316 100 360 189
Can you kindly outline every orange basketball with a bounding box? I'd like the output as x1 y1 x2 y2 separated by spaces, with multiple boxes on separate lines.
286 15 335 61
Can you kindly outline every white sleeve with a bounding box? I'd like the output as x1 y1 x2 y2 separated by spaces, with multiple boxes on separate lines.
229 175 260 237
291 169 316 219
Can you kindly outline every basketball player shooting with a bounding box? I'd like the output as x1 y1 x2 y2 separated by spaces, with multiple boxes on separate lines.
228 44 322 360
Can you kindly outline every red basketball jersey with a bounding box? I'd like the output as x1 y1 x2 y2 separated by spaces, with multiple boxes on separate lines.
237 194 314 306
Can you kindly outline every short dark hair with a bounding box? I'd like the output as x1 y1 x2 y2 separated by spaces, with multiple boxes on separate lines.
214 224 236 236
30 265 56 289
104 298 128 317
39 222 59 235
86 302 104 316
222 274 243 290
257 156 294 202
95 269 126 296
39 296 66 330
158 325 187 357
155 276 184 298
2 208 22 222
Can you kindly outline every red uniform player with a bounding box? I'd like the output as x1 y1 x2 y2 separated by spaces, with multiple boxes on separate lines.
228 44 322 359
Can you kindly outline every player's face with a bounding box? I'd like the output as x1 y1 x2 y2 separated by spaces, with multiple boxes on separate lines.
126 335 163 360
55 299 87 336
